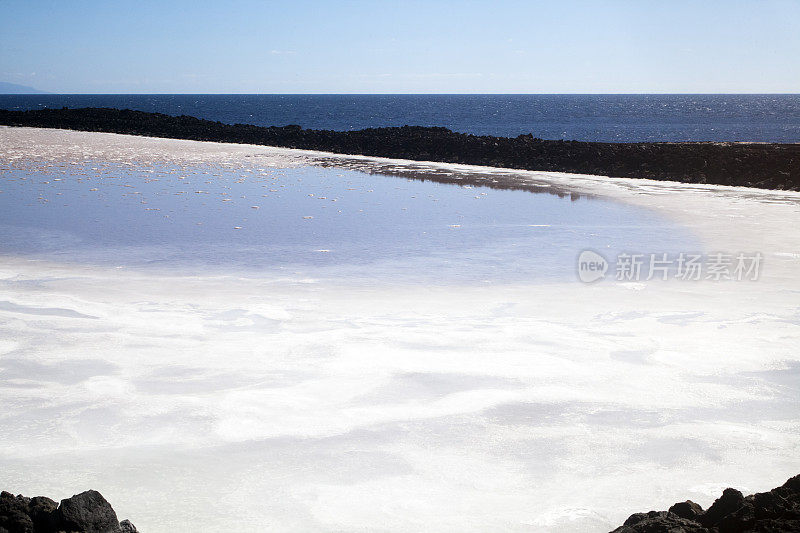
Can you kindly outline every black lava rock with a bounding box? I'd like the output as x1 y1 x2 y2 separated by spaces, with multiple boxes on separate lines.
612 474 800 532
26 498 57 533
119 519 137 533
700 488 745 528
0 489 136 533
56 491 121 533
0 491 34 533
668 500 704 521
613 510 706 532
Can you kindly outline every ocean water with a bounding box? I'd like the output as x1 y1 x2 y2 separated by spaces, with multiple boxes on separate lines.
2 94 799 142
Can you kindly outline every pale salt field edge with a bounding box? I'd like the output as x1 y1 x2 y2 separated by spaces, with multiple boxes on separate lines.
1 127 800 532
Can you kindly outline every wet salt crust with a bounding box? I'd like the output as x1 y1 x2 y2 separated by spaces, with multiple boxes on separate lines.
1 127 799 533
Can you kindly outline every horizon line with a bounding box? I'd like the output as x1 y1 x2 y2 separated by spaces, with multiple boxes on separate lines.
3 92 800 96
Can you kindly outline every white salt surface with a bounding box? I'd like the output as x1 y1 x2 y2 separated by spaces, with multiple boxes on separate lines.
1 127 799 532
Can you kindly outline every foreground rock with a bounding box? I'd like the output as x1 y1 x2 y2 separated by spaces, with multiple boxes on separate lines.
1 107 799 191
0 490 136 533
612 474 800 532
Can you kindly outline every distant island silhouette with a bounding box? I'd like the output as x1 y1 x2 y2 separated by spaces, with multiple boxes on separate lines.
0 81 48 94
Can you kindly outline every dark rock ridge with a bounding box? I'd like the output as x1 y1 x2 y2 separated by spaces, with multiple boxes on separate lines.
3 477 799 532
0 490 136 533
1 107 798 191
612 474 800 532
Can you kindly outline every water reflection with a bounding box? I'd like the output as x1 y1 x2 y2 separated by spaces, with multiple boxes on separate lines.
310 155 597 201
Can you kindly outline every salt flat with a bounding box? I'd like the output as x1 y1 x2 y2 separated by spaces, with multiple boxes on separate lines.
1 127 799 532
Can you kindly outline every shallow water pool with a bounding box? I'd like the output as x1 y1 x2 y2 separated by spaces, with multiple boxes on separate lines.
0 161 699 283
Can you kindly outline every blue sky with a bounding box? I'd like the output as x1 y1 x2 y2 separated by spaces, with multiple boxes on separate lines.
1 0 798 93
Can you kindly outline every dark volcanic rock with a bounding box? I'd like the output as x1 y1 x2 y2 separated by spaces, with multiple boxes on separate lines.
612 510 706 532
612 474 800 532
119 519 137 533
700 488 745 528
0 107 798 191
0 489 135 533
669 500 704 521
0 491 33 533
26 498 57 532
56 491 120 533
